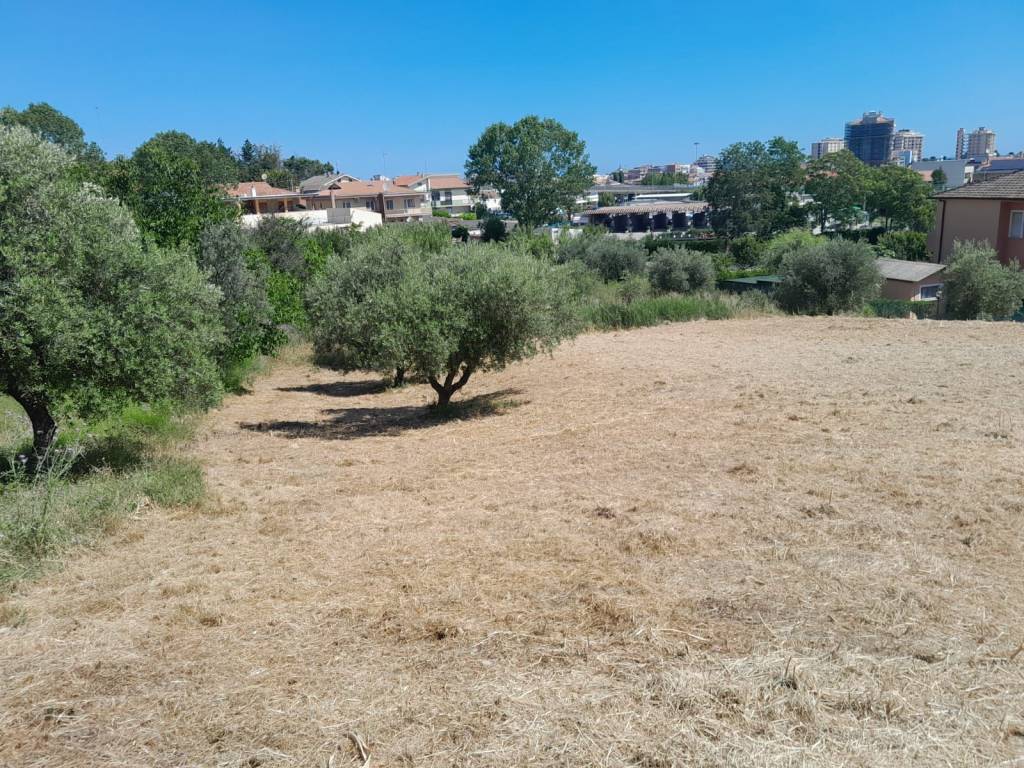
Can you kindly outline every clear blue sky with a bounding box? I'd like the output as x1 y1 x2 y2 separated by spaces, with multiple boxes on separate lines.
2 0 1021 177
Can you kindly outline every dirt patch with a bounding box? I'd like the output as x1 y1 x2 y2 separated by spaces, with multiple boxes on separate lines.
2 317 1023 766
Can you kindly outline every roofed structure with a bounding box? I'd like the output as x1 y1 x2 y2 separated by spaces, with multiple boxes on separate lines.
933 171 1024 199
298 172 360 193
875 258 945 282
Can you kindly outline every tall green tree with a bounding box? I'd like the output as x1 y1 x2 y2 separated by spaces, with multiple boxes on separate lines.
804 149 867 231
705 138 806 239
0 101 106 180
865 165 935 232
105 131 235 247
931 167 948 191
465 116 595 229
0 126 223 457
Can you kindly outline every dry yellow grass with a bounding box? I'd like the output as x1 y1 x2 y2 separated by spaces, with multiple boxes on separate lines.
2 316 1024 767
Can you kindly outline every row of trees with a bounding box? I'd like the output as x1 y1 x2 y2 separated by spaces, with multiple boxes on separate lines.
705 140 935 241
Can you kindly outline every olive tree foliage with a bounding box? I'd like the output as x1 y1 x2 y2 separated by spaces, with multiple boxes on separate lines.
0 101 106 180
465 116 596 229
775 238 881 315
943 241 1024 320
647 248 716 293
197 222 277 370
0 126 223 456
759 228 819 272
308 237 579 406
556 227 646 282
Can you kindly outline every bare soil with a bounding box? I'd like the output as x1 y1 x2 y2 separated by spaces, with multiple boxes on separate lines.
2 317 1024 767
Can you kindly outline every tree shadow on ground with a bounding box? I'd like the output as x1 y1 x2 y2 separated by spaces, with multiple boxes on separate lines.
276 379 389 398
240 389 527 441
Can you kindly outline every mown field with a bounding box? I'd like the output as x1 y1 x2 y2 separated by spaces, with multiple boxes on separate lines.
1 316 1023 767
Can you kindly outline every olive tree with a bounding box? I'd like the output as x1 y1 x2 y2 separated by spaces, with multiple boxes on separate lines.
775 239 881 315
0 126 223 457
647 248 715 293
943 241 1024 320
309 239 579 407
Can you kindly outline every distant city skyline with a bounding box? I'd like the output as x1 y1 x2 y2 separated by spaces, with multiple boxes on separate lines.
2 1 1022 178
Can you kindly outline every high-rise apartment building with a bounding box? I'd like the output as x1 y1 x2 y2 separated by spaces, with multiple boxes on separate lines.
891 129 924 164
955 128 966 160
810 137 846 159
966 127 997 160
845 111 895 166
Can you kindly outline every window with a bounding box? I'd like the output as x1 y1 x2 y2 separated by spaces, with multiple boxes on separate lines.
919 284 941 300
1011 210 1024 240
365 199 374 210
405 198 414 208
386 199 394 210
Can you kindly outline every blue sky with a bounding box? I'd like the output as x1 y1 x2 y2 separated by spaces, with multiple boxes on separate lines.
2 0 1021 177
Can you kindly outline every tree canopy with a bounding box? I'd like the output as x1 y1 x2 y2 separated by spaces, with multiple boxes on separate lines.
804 149 867 231
465 116 595 229
775 238 881 315
705 138 805 239
943 241 1024 320
309 235 579 406
0 126 223 456
865 165 935 232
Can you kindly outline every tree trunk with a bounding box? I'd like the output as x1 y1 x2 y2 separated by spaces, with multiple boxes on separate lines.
428 366 472 409
393 367 406 387
9 390 57 459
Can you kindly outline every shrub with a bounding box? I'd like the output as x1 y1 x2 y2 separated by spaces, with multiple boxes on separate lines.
775 239 881 315
432 208 451 218
198 222 278 373
460 212 477 221
729 235 764 267
584 293 737 330
452 225 470 242
252 216 309 277
759 229 819 272
877 230 930 262
508 229 556 260
866 298 938 319
647 248 716 294
0 126 223 458
481 216 508 243
943 241 1024 320
557 228 646 282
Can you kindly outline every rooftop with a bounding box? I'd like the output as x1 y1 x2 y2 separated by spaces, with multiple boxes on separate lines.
933 171 1024 200
875 258 945 283
315 180 423 198
224 181 303 199
394 174 469 190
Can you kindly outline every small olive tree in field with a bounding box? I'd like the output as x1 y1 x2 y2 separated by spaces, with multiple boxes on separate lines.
0 126 223 457
647 248 716 293
307 230 430 387
943 241 1024 320
308 239 579 407
775 239 881 315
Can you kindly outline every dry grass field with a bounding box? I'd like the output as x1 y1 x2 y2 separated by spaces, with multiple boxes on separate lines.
2 316 1024 767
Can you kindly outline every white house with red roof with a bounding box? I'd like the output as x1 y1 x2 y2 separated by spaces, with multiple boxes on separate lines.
394 173 474 214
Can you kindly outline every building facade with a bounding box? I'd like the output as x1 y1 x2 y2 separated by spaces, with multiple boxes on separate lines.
966 127 997 160
928 172 1024 267
891 129 924 164
810 138 845 159
845 111 895 166
394 174 474 214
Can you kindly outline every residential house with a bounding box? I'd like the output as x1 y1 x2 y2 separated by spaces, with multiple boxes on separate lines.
910 159 974 190
225 181 307 215
928 172 1024 266
394 174 473 214
973 157 1024 183
875 258 945 301
298 172 360 194
306 179 430 222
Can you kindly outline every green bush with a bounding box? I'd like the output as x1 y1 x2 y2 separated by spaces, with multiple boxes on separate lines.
866 298 938 319
557 228 646 282
432 208 451 218
759 229 819 272
729 235 764 267
481 216 508 243
647 248 716 293
877 230 931 262
452 225 470 242
943 241 1024 320
775 239 881 315
459 212 477 221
